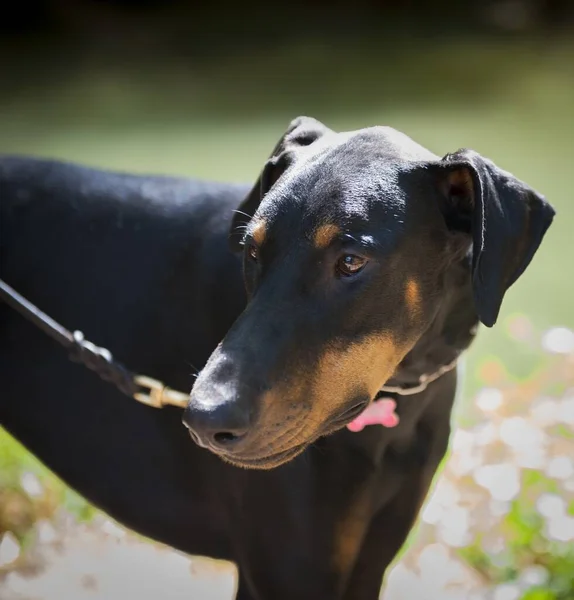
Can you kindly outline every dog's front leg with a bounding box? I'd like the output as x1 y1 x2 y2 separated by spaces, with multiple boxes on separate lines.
342 434 451 599
341 477 430 599
227 470 362 600
233 560 343 600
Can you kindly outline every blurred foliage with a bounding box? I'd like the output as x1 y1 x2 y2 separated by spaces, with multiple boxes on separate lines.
0 435 96 561
386 320 574 599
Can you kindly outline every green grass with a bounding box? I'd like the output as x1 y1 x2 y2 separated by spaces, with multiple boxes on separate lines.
1 34 573 525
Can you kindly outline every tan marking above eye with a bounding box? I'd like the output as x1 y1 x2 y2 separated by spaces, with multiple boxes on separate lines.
251 220 267 246
313 223 341 249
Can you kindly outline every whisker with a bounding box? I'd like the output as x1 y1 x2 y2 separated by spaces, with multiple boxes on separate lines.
232 209 252 219
184 361 201 377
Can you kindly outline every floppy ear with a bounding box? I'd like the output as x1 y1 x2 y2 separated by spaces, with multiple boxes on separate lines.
435 149 555 327
228 116 332 252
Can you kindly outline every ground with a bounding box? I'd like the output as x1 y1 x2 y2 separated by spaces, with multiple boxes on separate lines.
0 514 485 600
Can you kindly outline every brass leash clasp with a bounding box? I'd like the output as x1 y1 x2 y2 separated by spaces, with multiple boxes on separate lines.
133 375 190 409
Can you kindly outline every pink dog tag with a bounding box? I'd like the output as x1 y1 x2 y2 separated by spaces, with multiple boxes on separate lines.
346 398 399 432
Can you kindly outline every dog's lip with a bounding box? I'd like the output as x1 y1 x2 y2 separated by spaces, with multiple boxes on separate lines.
211 403 370 468
329 400 370 428
216 442 308 469
193 402 371 468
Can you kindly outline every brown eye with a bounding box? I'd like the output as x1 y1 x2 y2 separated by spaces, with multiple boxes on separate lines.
247 244 259 262
337 254 367 277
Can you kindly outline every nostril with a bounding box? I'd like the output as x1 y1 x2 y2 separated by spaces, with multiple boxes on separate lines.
213 431 244 445
182 400 252 451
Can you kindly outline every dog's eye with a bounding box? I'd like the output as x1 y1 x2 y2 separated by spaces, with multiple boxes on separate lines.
336 254 367 277
247 244 259 262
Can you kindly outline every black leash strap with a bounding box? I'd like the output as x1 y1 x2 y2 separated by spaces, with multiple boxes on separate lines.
0 279 189 408
0 278 457 405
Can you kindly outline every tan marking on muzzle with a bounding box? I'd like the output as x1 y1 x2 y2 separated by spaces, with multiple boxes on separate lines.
251 220 267 246
313 223 341 249
404 278 421 322
311 335 413 418
332 487 373 580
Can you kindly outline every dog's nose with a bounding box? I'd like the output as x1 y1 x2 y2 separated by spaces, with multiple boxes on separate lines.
182 399 251 451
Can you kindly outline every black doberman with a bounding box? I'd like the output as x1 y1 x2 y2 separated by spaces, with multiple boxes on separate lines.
0 117 554 599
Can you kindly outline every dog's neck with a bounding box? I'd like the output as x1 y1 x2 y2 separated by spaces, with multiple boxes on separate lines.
385 257 479 392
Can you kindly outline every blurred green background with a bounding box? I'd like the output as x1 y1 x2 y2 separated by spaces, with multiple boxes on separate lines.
1 1 573 596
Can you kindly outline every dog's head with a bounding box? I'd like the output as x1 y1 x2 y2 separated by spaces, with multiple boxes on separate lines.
183 116 554 469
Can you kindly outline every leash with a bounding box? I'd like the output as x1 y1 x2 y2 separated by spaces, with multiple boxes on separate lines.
0 279 189 409
0 278 457 409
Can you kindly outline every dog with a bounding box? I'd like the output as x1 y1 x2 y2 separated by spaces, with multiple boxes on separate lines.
0 117 554 599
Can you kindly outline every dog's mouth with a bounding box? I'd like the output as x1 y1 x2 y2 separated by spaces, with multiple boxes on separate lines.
328 400 370 429
217 442 308 470
216 403 370 469
208 402 372 469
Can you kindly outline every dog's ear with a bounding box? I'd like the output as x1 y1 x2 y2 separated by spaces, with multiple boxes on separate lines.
433 149 555 327
228 116 332 252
